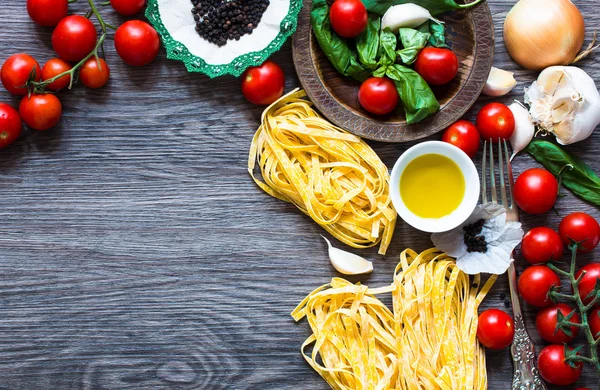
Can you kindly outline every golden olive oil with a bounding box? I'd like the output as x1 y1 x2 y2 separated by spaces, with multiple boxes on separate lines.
400 154 465 218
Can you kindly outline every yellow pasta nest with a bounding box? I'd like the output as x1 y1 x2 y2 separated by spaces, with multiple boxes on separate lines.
292 248 497 390
248 89 397 254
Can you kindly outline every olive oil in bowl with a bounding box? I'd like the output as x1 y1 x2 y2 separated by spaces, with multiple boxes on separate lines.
400 154 466 219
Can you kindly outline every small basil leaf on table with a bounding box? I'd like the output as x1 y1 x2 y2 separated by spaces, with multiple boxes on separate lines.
356 16 381 69
362 0 486 16
310 0 370 82
378 28 398 67
396 28 430 64
385 64 440 124
525 140 600 206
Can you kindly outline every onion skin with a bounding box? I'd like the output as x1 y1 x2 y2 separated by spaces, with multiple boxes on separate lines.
504 0 585 71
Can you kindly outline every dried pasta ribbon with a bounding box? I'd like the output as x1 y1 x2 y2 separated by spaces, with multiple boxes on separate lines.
248 89 397 255
291 249 497 390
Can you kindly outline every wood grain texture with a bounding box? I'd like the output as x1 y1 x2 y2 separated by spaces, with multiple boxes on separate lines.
293 0 494 142
0 0 598 388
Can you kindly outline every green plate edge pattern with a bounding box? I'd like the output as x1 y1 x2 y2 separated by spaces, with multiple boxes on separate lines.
145 0 303 78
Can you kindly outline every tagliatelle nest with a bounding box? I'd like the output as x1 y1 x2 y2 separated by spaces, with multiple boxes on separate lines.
292 248 497 390
248 89 397 254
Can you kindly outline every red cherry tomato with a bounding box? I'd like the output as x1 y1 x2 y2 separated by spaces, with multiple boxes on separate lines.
559 212 600 253
329 0 368 38
114 21 160 67
521 227 564 264
110 0 146 16
414 47 459 85
0 103 22 149
535 303 580 343
575 263 600 305
518 265 561 307
475 102 515 141
41 58 72 91
27 0 68 27
538 344 582 386
52 15 98 62
513 168 558 215
1 54 42 96
441 120 481 158
19 94 62 131
241 60 285 105
589 307 600 341
358 77 399 115
79 58 110 89
476 309 514 350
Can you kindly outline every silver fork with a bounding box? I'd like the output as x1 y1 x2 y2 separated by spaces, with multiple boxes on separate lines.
482 140 547 390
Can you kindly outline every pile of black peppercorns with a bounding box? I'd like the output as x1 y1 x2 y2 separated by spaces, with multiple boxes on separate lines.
463 219 488 253
191 0 270 47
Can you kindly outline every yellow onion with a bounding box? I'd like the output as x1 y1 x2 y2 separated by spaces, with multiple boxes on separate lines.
504 0 585 71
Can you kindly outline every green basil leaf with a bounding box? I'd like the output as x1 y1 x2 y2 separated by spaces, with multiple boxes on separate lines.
385 64 440 124
362 0 486 16
356 16 381 69
373 66 387 78
428 22 446 47
396 28 430 64
525 140 600 206
378 28 398 67
310 0 370 82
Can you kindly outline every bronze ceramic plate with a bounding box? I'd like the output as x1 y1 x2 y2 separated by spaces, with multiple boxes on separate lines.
292 1 494 143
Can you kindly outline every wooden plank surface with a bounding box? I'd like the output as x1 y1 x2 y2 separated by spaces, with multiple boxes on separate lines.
0 0 599 388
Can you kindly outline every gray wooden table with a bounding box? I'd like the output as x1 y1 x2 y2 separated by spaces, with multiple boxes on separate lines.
0 0 598 389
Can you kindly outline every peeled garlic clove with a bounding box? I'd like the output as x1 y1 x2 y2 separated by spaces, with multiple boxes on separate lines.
508 101 535 160
322 236 373 275
381 3 443 33
525 66 600 145
482 67 517 97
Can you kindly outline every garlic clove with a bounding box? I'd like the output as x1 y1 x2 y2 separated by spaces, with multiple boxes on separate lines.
482 67 517 97
508 101 535 160
381 3 442 33
322 235 373 275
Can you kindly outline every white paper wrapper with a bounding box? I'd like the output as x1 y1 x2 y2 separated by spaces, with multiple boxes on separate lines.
431 203 524 275
156 0 291 66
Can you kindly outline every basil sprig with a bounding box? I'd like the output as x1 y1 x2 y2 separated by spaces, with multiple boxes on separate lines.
525 140 600 206
362 0 486 17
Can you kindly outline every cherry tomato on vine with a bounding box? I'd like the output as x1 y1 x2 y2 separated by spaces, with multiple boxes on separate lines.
358 77 398 115
590 307 600 341
79 58 110 89
476 309 514 350
535 303 580 343
513 168 558 215
521 227 564 264
559 212 600 253
110 0 146 16
518 265 560 307
19 94 62 131
1 54 42 96
329 0 368 38
441 120 480 158
574 263 600 305
27 0 68 27
475 102 515 141
0 103 22 149
538 344 583 386
114 21 160 67
41 58 72 91
241 60 285 105
52 15 98 62
414 47 459 85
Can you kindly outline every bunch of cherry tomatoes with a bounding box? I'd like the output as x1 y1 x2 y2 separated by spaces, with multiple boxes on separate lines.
0 0 160 149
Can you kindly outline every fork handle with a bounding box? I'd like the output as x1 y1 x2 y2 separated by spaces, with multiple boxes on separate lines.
507 262 547 390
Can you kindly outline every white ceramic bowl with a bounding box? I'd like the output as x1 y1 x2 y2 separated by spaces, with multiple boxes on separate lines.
390 141 480 233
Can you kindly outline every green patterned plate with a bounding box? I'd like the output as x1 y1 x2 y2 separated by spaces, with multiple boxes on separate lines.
146 0 302 78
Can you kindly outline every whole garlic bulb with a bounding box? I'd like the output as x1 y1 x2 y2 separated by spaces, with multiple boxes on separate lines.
525 66 600 145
